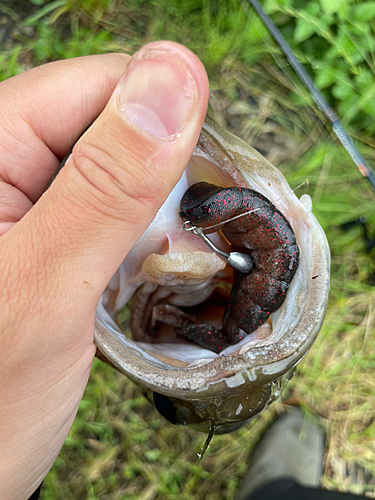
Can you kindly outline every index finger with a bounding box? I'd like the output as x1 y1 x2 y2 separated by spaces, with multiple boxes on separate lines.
0 53 130 203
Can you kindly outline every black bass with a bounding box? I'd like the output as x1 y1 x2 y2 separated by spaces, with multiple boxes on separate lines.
95 119 330 434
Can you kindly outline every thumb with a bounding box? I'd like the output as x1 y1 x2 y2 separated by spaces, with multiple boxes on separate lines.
0 42 209 500
5 41 209 329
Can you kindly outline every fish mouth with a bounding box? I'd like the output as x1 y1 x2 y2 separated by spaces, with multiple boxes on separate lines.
95 119 330 431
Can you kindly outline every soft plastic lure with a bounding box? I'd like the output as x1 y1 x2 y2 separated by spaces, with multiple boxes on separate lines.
177 181 300 353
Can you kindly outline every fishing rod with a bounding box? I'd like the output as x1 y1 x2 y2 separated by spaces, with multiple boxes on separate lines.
246 0 375 280
247 0 375 194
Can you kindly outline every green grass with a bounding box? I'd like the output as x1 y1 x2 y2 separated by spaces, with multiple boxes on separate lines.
2 0 375 498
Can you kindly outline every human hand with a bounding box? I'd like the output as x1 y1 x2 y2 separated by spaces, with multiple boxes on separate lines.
0 41 209 500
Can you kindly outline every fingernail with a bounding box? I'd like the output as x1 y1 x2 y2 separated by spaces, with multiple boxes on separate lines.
119 49 198 139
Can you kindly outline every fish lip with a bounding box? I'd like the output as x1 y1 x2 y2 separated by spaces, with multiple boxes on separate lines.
94 119 330 401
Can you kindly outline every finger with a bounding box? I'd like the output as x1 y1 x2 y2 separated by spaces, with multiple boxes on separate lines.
1 40 209 341
0 42 209 499
0 53 130 203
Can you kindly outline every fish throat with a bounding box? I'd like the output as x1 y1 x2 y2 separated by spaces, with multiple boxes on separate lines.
129 182 300 355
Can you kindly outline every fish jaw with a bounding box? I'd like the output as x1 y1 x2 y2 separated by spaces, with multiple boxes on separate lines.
94 119 330 431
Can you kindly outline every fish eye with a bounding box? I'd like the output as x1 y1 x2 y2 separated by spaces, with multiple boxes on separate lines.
153 392 191 426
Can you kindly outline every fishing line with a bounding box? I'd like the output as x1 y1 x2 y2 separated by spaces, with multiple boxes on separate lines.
182 179 308 234
182 207 262 232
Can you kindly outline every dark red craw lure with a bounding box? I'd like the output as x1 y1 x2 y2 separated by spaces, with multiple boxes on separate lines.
178 182 300 354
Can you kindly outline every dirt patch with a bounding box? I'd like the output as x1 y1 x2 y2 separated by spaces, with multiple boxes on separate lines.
0 0 38 49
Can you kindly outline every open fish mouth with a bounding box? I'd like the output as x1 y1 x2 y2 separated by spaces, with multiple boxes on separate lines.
95 119 330 434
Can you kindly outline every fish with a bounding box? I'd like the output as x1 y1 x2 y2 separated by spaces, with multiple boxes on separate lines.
94 118 330 434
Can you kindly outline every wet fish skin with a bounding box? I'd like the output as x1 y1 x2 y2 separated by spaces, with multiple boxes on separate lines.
94 119 330 432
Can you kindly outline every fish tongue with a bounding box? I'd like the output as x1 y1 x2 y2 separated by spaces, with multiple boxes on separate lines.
141 251 226 287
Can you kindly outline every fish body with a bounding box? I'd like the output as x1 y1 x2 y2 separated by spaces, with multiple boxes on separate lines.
94 119 330 433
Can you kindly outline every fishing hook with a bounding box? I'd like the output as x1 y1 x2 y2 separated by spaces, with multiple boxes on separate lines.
182 220 254 274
